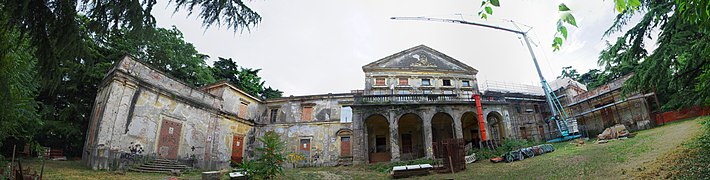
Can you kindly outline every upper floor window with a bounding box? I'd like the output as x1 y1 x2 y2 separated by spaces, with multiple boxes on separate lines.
421 79 431 86
270 108 279 123
398 90 410 94
423 90 432 94
398 78 408 86
239 102 249 118
302 106 313 121
373 90 385 95
375 78 386 86
443 90 454 94
462 80 470 87
463 91 473 97
442 79 452 86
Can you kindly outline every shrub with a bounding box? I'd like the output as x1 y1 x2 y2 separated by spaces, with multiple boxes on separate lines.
237 131 286 179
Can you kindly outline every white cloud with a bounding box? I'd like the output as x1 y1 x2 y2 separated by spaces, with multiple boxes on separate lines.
151 0 629 96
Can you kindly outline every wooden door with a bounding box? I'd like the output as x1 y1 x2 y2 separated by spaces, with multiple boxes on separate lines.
158 119 182 159
300 139 311 157
401 134 412 153
340 136 351 156
231 135 244 163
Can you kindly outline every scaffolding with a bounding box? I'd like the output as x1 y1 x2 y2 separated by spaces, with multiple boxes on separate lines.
480 80 545 96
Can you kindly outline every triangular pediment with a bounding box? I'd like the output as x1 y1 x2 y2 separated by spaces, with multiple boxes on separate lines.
362 45 478 74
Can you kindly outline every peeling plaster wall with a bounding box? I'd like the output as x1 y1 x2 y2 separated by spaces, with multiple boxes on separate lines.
257 122 352 167
83 57 255 170
263 94 354 124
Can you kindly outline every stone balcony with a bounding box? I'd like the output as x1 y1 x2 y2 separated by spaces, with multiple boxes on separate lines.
354 94 509 105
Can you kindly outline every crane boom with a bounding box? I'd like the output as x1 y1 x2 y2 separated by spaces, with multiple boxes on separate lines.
390 16 579 142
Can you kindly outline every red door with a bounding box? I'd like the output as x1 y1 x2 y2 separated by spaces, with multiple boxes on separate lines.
300 139 311 158
341 137 351 156
158 119 182 159
231 135 244 163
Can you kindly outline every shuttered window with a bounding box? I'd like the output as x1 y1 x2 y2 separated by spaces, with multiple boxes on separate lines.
302 106 313 121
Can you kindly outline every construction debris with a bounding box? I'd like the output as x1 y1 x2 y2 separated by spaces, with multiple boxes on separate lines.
597 124 632 141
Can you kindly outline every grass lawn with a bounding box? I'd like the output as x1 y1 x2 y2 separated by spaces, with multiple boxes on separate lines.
7 116 705 179
16 159 202 180
282 116 706 179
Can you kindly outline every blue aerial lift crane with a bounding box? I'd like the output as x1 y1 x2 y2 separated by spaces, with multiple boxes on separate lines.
390 16 581 143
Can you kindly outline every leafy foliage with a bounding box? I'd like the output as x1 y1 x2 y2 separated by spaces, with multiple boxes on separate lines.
0 0 260 92
240 131 287 179
211 57 283 99
558 66 580 80
107 26 217 87
602 0 710 110
0 24 41 146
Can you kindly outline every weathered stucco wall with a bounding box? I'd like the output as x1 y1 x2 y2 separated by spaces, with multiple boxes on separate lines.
256 122 352 167
83 57 255 170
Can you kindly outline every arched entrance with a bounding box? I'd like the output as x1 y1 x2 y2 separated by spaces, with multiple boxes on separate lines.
431 112 455 143
487 112 506 142
365 114 390 163
461 112 480 147
398 113 424 160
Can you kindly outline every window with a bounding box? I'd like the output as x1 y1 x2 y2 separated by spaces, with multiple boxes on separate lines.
398 78 408 86
443 90 453 94
423 90 432 94
302 106 313 121
373 90 385 95
463 91 473 98
398 90 409 95
421 79 431 86
375 78 385 86
462 80 470 87
270 109 278 123
340 107 352 123
520 127 529 139
442 79 451 86
239 102 248 118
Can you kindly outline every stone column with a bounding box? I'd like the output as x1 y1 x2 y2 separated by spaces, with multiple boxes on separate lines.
351 111 366 164
421 111 434 159
388 110 400 162
452 111 463 139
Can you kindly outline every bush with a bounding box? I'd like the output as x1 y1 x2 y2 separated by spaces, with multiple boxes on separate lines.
237 131 286 179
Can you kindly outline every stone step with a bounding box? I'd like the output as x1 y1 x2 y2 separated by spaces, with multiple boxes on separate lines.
134 166 183 172
129 168 171 174
145 161 183 166
139 164 188 169
152 159 178 163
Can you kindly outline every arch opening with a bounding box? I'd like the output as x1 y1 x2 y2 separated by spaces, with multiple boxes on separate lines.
487 112 506 142
461 112 480 148
365 114 390 163
398 113 425 161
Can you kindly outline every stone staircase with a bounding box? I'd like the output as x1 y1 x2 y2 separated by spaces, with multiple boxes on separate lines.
129 158 189 173
338 156 353 166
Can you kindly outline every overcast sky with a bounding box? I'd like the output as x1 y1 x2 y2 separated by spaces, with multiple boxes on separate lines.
152 0 628 96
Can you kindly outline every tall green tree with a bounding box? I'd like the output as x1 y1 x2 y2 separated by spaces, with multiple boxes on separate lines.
106 26 216 87
211 57 283 99
0 0 261 92
602 0 710 109
32 18 220 156
0 24 41 147
557 66 580 80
